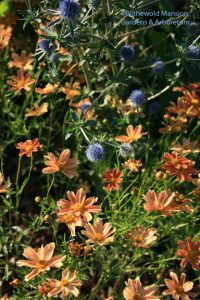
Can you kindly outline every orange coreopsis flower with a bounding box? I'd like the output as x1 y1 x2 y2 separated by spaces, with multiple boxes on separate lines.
176 237 200 270
7 69 35 93
56 211 82 236
104 168 123 191
172 138 200 154
171 192 193 213
38 280 55 297
8 50 33 70
0 25 12 50
81 218 115 246
57 188 101 223
122 159 142 175
143 190 176 216
163 272 196 300
16 243 66 281
25 102 48 117
35 83 58 94
123 277 160 300
47 267 81 298
60 82 80 100
162 152 197 182
115 125 147 144
125 225 157 248
0 172 8 193
16 138 41 157
42 149 78 178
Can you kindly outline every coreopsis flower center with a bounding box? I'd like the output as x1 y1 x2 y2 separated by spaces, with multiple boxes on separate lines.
175 286 184 294
72 203 83 211
36 260 49 269
93 233 104 241
110 177 116 184
62 214 75 223
191 98 198 104
134 236 143 244
61 278 69 287
25 144 33 151
133 295 142 300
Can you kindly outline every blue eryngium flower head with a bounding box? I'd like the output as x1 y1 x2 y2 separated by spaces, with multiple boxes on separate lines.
129 89 145 106
148 101 161 113
80 103 91 111
120 45 135 61
39 39 55 52
88 0 101 9
59 0 80 19
119 143 133 158
86 143 104 162
152 60 165 75
188 45 200 59
187 22 200 35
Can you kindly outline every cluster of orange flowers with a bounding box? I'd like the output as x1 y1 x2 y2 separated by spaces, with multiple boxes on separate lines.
160 83 200 134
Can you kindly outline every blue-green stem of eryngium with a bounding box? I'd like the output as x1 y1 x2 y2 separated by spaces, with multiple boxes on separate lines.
39 39 56 52
129 89 145 106
58 0 80 19
152 60 165 75
120 45 135 61
86 143 105 162
188 45 200 59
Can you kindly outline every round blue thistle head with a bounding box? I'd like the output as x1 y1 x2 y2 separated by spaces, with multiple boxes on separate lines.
88 0 101 9
80 103 91 111
119 143 133 158
187 22 200 35
58 0 80 19
188 45 200 59
148 101 161 113
152 60 165 75
120 45 135 61
129 89 145 106
39 39 55 52
86 143 105 162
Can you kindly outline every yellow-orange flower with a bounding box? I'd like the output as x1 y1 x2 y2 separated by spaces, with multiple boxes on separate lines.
163 272 196 300
25 102 48 117
81 218 115 246
122 159 142 175
0 172 8 193
16 243 66 281
0 25 12 50
8 50 33 70
35 83 58 94
42 149 78 178
162 152 197 182
16 138 41 157
60 82 80 100
125 225 157 248
172 138 199 154
57 188 101 223
47 267 81 298
7 69 35 93
123 277 160 300
115 125 147 144
144 190 176 216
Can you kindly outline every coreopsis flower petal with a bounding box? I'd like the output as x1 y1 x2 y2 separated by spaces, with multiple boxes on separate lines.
115 125 146 144
123 277 160 300
176 237 200 270
16 138 41 157
42 149 78 178
81 218 115 246
16 243 66 281
163 272 196 300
